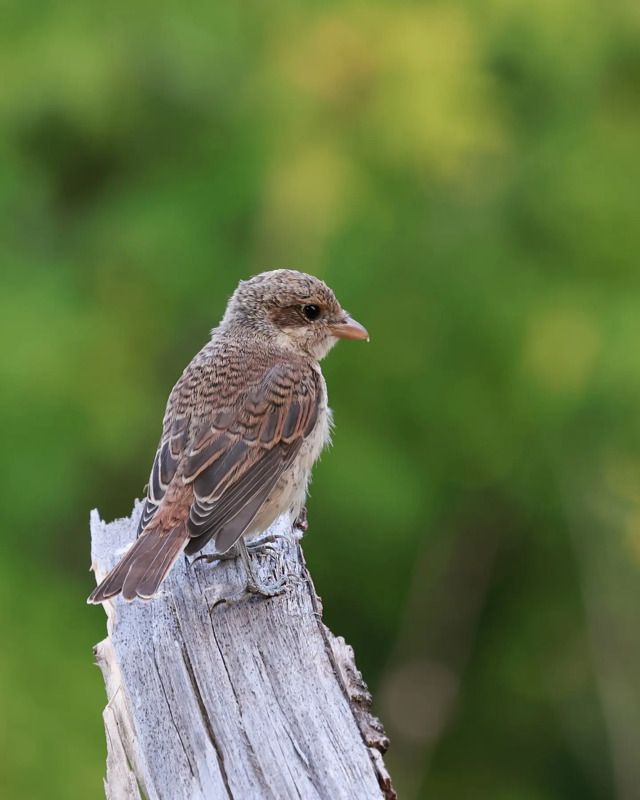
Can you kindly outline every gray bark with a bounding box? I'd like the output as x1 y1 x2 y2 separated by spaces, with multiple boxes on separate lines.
90 503 395 800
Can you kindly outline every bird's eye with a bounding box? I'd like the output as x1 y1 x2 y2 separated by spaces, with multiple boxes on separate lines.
302 304 321 321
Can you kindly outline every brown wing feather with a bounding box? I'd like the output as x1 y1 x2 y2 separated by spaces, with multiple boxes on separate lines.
137 415 189 535
183 362 320 553
184 440 301 554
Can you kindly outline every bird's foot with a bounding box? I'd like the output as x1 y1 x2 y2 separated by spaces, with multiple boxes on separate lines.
245 568 305 597
190 530 291 568
238 538 290 598
245 532 288 558
190 543 240 565
245 572 288 597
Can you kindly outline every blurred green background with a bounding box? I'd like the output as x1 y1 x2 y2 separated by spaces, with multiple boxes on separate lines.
1 0 639 798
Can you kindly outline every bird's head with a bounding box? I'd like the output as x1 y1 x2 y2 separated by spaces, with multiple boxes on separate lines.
221 269 368 360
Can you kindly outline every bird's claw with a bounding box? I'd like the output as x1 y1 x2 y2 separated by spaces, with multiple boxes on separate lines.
189 544 240 566
247 542 279 559
245 574 288 597
246 532 289 550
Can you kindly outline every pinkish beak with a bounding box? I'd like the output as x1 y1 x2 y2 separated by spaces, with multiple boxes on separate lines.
329 314 369 341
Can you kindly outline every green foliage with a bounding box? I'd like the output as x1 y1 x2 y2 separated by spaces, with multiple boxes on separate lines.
1 1 639 797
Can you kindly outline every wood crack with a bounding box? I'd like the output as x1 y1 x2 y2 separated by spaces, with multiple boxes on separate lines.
179 642 233 799
151 647 198 783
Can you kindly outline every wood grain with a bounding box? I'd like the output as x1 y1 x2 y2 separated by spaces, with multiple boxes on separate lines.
90 503 395 800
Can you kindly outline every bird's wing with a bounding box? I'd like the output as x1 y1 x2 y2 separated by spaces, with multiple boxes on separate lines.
137 358 321 554
182 360 321 553
136 413 190 534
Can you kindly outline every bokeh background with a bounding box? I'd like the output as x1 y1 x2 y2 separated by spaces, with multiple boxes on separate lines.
1 1 639 798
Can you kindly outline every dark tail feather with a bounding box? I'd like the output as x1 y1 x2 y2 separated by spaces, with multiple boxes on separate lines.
87 524 188 604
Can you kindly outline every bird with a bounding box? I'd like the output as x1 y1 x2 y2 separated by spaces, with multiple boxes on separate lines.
88 269 368 604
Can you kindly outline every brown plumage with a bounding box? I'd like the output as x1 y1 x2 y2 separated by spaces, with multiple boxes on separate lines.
88 269 368 603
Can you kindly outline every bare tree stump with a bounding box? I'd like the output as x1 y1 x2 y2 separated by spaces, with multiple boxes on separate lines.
90 502 395 800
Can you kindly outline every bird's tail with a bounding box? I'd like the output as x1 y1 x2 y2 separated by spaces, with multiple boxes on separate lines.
87 523 188 604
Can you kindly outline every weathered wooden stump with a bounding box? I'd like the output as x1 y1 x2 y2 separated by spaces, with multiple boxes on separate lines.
90 502 395 800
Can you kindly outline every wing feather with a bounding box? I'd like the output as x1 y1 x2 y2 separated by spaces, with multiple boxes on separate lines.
181 363 320 552
136 415 189 535
137 360 321 558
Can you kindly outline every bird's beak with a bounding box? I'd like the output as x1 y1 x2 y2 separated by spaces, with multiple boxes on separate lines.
329 314 369 341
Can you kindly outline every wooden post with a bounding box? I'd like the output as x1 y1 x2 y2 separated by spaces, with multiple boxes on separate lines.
90 502 396 800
